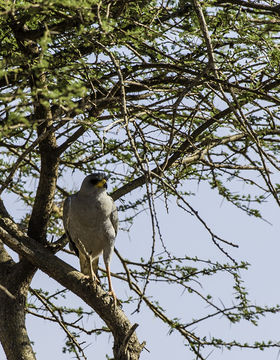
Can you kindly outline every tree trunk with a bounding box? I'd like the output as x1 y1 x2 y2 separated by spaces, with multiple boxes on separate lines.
0 241 36 360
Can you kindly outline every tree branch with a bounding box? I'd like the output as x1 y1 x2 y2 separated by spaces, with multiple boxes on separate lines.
111 106 232 200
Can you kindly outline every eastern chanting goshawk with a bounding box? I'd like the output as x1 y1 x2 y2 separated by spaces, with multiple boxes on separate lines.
63 173 119 304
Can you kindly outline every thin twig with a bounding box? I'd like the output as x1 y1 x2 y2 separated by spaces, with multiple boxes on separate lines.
0 284 16 300
29 288 87 359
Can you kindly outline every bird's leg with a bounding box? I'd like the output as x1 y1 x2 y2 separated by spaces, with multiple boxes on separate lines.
105 263 117 307
88 254 94 283
79 250 99 284
88 254 99 284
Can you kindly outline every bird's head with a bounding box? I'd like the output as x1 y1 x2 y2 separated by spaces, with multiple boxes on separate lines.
80 173 109 193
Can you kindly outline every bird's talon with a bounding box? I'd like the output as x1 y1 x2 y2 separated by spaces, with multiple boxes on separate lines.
94 277 100 284
108 291 118 307
86 274 100 284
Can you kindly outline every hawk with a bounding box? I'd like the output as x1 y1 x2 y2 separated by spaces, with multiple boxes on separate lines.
63 173 118 304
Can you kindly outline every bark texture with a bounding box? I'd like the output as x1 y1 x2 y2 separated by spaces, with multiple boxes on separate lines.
0 241 36 360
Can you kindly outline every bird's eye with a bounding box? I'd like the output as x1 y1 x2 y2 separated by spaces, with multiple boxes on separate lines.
90 179 99 185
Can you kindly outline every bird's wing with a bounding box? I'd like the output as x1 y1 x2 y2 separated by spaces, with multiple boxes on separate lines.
63 195 79 257
110 197 119 236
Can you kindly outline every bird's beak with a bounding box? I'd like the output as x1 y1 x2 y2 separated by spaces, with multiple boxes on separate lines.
96 178 107 188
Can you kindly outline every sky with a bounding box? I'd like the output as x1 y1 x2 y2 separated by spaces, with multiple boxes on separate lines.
1 176 280 360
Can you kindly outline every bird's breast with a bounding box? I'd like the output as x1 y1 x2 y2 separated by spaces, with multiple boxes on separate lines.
70 193 115 236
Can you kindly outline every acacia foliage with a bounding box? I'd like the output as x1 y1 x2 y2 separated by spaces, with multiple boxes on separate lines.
0 0 280 359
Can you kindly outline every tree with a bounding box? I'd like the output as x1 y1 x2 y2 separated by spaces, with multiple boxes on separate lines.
0 0 280 359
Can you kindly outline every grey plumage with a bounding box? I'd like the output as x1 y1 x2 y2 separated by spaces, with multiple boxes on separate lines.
63 173 118 303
